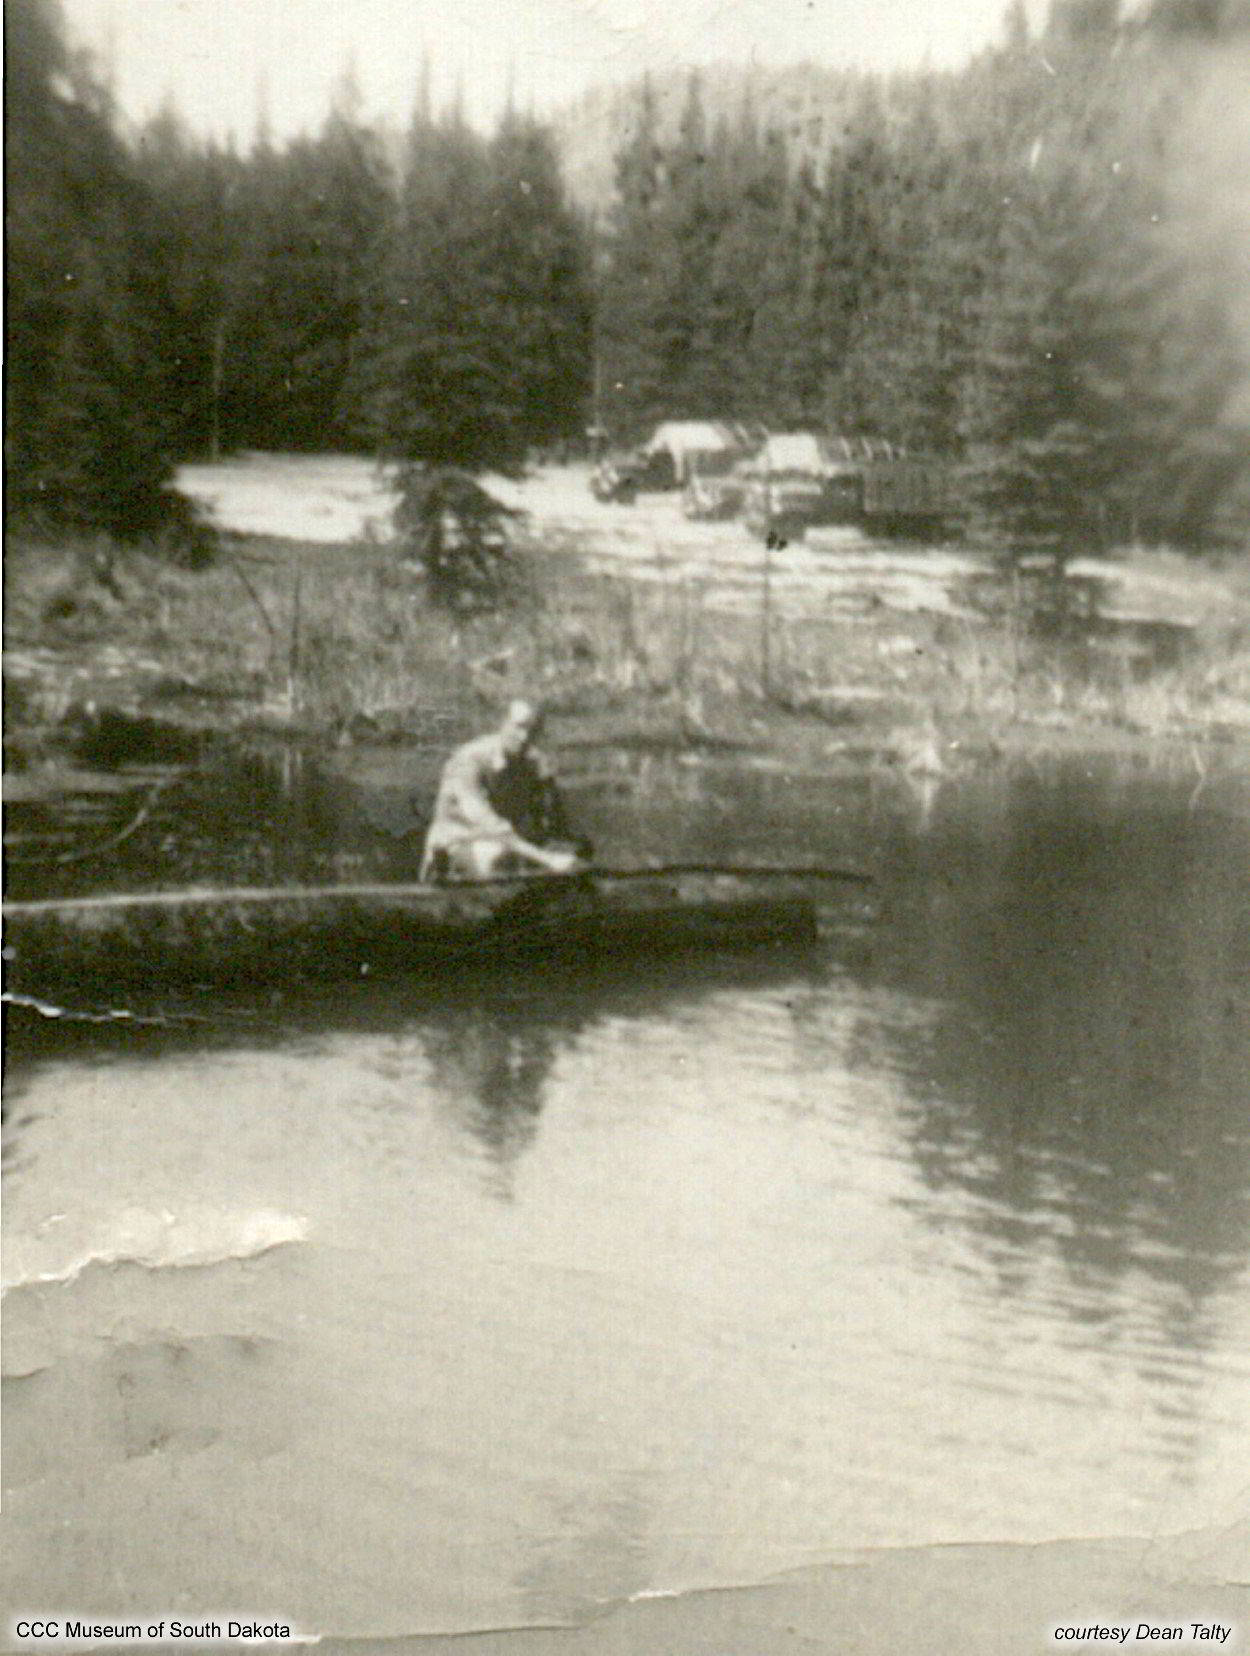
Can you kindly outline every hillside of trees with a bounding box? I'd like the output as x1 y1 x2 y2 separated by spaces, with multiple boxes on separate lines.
5 0 1248 559
592 17 1250 555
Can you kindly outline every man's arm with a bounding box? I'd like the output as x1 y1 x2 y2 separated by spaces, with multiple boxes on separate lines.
440 755 514 836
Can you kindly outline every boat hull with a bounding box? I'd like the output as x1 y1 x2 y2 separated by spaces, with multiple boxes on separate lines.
3 874 821 988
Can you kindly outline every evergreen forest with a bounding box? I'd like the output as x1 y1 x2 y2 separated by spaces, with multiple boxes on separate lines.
6 0 1249 560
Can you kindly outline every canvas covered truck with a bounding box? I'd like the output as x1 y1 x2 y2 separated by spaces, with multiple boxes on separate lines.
743 433 951 540
860 453 954 536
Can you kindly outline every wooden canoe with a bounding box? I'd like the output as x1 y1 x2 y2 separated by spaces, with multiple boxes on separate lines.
1 866 864 988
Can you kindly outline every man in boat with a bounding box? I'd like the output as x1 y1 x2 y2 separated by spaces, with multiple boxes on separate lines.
419 699 590 881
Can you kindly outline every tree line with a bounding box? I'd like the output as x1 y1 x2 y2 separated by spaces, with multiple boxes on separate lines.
5 0 592 540
6 0 1248 559
596 5 1250 554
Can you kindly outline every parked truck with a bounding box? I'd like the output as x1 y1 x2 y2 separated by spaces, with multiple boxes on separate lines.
860 454 954 536
742 433 951 541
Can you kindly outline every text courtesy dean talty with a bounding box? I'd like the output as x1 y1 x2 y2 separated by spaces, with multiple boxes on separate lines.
1054 1628 1235 1646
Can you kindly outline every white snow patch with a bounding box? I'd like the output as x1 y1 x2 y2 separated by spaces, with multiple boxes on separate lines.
175 453 401 544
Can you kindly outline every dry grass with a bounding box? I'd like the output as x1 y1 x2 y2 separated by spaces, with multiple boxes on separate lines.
6 531 1250 765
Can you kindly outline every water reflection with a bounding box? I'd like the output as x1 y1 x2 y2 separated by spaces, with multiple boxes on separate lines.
419 991 585 1199
890 781 1246 1247
4 739 435 900
841 768 1250 1488
3 752 1249 1627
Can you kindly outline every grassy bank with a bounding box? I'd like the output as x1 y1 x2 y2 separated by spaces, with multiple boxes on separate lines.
5 529 1250 780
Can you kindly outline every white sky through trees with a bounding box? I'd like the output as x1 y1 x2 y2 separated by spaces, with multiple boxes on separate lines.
62 0 1048 141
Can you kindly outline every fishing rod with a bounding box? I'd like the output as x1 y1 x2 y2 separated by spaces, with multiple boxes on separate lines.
441 861 876 888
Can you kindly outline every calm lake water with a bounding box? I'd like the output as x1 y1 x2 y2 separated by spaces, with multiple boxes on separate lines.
4 747 1250 1638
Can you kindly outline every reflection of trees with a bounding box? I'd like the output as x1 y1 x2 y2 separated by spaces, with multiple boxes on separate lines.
418 947 824 1198
1 1063 37 1181
35 743 436 895
868 773 1250 1361
420 996 580 1197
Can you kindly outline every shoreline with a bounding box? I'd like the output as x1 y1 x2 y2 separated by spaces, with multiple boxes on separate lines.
5 462 1250 892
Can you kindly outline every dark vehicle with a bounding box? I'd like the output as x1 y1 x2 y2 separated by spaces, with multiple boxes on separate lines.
590 447 677 503
591 421 763 506
590 453 641 503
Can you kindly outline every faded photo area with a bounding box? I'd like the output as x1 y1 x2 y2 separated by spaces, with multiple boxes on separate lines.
3 0 1249 1651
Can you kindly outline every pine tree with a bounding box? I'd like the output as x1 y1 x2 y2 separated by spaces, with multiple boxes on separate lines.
829 81 954 446
347 99 589 472
255 106 392 449
957 53 1133 562
651 72 722 414
700 103 781 422
347 110 487 463
1003 0 1032 49
133 111 241 457
135 128 276 459
6 0 184 538
594 75 668 438
819 78 894 435
478 111 593 455
1047 0 1122 39
741 144 821 427
959 34 1248 556
1085 47 1249 543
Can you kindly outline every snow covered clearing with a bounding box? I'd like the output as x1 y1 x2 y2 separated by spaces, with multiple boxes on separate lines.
175 453 402 544
172 453 1237 630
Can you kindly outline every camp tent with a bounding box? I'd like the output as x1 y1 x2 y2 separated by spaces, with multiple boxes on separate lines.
640 422 761 485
